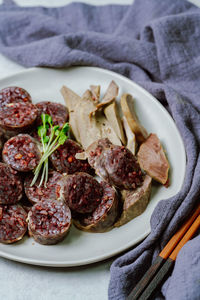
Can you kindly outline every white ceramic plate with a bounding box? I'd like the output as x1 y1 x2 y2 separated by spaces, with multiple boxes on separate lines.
0 67 186 267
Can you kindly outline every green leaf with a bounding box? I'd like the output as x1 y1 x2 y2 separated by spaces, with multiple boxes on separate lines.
43 136 49 143
38 126 46 138
58 134 68 145
47 115 53 126
41 113 49 125
61 122 70 134
33 113 69 187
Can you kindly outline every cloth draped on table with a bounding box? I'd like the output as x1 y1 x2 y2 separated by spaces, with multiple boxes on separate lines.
0 0 200 299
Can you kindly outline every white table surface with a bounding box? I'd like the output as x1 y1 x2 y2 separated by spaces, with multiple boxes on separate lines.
0 0 199 300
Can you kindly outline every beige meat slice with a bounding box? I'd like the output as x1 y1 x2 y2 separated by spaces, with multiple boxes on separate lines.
90 85 100 103
115 175 152 227
96 113 122 146
97 80 118 109
78 90 102 149
122 116 137 155
137 133 169 185
60 86 81 143
80 89 121 148
90 81 119 116
104 101 126 145
120 94 148 144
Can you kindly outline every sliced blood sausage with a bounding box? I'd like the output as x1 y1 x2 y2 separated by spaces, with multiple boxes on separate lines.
0 86 32 108
0 102 38 138
28 201 71 245
50 139 93 175
115 175 152 227
36 101 69 128
0 204 27 244
57 172 102 214
74 182 119 233
87 138 144 189
24 171 63 204
0 130 4 158
3 134 41 172
0 162 23 205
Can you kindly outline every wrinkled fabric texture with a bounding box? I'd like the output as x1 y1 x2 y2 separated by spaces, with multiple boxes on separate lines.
0 0 200 299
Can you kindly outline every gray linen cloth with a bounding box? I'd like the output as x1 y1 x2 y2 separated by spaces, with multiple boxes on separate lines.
0 0 199 299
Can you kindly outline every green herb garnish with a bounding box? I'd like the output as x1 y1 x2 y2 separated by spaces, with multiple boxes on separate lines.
31 113 70 187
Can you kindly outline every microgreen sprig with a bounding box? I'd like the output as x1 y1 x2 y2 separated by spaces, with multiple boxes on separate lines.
31 113 69 187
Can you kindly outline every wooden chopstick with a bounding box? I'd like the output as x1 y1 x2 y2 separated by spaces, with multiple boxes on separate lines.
127 203 200 300
139 214 200 300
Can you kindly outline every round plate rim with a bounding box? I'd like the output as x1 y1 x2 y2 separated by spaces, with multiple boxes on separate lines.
0 66 186 267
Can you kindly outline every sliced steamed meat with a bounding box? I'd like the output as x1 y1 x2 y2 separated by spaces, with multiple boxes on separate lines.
84 138 144 189
50 139 93 175
3 134 41 172
0 86 32 108
28 201 71 245
24 171 63 204
74 182 119 232
57 172 102 214
137 133 170 185
0 162 23 205
0 102 38 138
115 175 152 227
0 204 27 244
36 101 69 128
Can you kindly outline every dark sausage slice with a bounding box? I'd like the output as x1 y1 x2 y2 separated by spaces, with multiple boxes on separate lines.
87 138 143 189
24 171 63 204
0 130 4 159
57 172 102 214
0 86 32 108
28 201 71 245
50 139 93 175
115 175 152 227
0 162 23 205
0 102 38 138
0 204 27 244
36 101 69 128
3 134 41 172
74 182 119 233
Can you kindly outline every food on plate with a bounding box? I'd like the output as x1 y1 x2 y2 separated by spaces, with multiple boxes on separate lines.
0 130 4 156
30 114 70 188
27 201 71 245
0 204 27 244
74 182 119 232
122 116 137 155
50 139 92 175
121 93 148 143
78 138 144 189
57 172 102 214
0 102 38 138
95 80 118 110
104 101 126 145
35 101 69 128
0 80 170 246
137 133 169 185
3 134 41 172
90 85 100 103
0 86 32 108
61 83 122 149
60 86 82 143
115 175 152 227
24 171 63 204
0 162 23 205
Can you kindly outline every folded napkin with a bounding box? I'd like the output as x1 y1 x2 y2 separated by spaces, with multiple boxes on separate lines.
0 0 200 299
